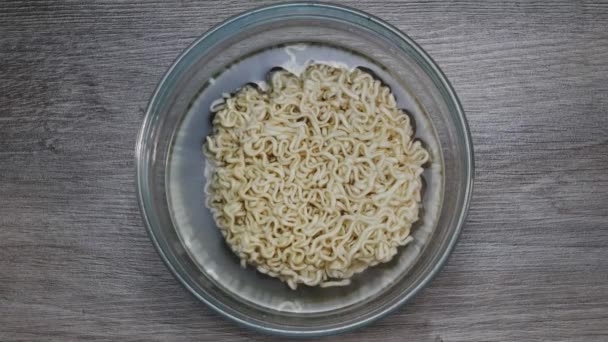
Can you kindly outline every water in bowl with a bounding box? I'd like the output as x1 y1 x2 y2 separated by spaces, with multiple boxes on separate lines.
166 43 443 314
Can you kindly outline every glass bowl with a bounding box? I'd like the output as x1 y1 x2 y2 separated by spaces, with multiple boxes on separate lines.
136 2 473 337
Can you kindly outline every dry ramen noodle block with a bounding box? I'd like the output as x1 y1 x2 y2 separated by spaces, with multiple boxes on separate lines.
204 64 429 289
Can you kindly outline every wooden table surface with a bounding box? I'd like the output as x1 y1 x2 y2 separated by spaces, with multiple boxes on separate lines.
1 1 607 341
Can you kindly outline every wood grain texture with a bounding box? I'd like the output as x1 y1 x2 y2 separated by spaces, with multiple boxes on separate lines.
1 0 607 341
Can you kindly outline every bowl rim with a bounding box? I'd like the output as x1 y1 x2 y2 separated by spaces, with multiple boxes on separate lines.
136 1 474 337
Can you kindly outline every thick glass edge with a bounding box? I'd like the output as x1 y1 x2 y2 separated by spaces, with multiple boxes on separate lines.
135 1 475 337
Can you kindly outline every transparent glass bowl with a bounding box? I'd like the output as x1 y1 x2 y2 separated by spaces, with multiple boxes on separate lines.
136 2 473 337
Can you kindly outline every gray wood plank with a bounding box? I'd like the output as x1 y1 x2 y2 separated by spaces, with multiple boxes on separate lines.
1 1 607 341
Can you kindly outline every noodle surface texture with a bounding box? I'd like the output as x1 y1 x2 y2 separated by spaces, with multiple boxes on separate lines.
204 64 429 289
